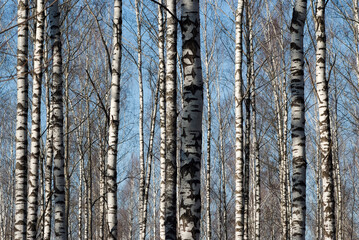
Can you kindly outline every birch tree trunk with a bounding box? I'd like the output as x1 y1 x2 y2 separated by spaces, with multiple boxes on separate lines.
15 0 29 239
315 1 336 239
290 0 307 239
99 60 110 240
64 70 70 240
165 0 178 238
99 116 107 240
27 0 45 238
158 2 167 239
249 15 260 240
142 79 160 240
205 80 211 240
244 2 252 238
281 38 291 239
283 73 291 240
85 75 92 240
78 131 84 240
216 78 227 240
252 86 260 240
315 118 322 240
49 0 67 238
235 0 245 239
203 1 212 237
107 0 122 238
135 0 146 237
332 81 342 240
179 0 203 238
44 39 53 240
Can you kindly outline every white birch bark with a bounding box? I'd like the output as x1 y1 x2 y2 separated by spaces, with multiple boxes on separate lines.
165 0 177 238
203 2 212 237
244 2 252 238
142 79 160 240
205 81 211 240
290 0 307 239
78 134 84 240
252 90 260 240
107 0 122 238
135 0 146 237
315 119 322 240
49 0 66 238
216 79 227 240
99 60 109 240
15 1 29 239
235 0 245 239
99 118 107 240
280 35 291 239
315 1 336 239
158 2 166 239
249 17 260 240
44 42 53 240
331 87 342 240
64 71 70 240
179 0 203 238
283 73 291 240
27 0 45 238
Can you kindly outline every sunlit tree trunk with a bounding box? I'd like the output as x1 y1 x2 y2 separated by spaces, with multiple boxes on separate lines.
315 118 322 240
179 0 203 238
331 78 342 240
216 77 227 240
15 0 29 239
49 0 67 238
249 16 260 240
99 113 107 240
44 34 53 240
107 0 122 238
142 78 160 240
135 0 146 237
157 2 167 239
235 0 245 239
27 0 45 238
203 1 212 237
165 0 177 238
290 0 307 239
315 1 336 239
99 58 109 240
244 2 252 238
78 133 84 240
158 1 166 239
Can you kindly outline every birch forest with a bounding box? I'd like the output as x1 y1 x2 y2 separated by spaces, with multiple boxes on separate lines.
1 0 359 239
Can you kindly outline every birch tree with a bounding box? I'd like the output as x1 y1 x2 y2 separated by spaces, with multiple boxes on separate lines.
179 0 203 238
203 1 213 238
44 32 53 240
107 0 122 238
165 0 177 238
15 0 29 239
49 0 67 238
314 0 336 239
27 0 45 238
244 2 252 238
235 0 245 239
252 77 260 240
248 7 260 239
136 0 146 236
290 0 307 239
158 1 166 239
